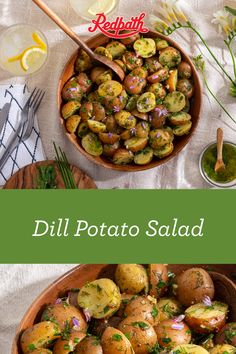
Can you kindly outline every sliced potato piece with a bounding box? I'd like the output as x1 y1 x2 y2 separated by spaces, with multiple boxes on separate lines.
99 132 120 144
169 111 191 126
148 83 167 99
91 67 113 85
81 133 103 156
134 147 154 165
155 319 191 349
156 298 183 322
77 122 89 138
136 121 150 138
94 46 113 60
65 115 81 133
20 321 60 354
149 129 173 149
131 109 149 121
137 92 156 113
74 336 103 354
103 141 120 157
153 142 174 158
149 264 169 298
134 38 156 58
62 101 81 119
173 121 192 136
210 344 236 354
171 344 209 354
178 62 192 79
159 47 181 68
147 68 169 84
115 110 137 129
126 95 139 112
177 78 194 98
98 80 123 98
53 332 86 354
78 278 121 319
101 327 134 354
79 102 93 121
87 119 106 133
125 137 148 152
164 91 186 113
75 50 93 72
113 149 134 165
124 295 158 326
122 51 143 71
155 38 169 50
106 41 126 58
115 264 149 294
104 90 128 112
166 69 178 92
185 301 228 333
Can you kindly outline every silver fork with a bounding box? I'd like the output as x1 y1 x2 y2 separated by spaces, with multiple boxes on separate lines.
0 89 45 171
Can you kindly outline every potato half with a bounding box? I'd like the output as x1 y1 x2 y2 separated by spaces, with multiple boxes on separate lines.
77 278 121 319
155 319 191 349
115 264 149 294
101 327 134 354
171 344 209 354
210 344 236 354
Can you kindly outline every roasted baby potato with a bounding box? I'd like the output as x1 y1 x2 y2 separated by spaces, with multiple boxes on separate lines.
149 105 169 129
155 319 191 349
104 89 128 112
122 51 143 71
99 132 120 144
134 38 156 58
185 301 228 334
53 332 86 354
210 344 236 354
164 91 186 113
87 120 106 133
149 129 173 149
134 147 154 165
115 264 149 294
215 322 236 345
74 336 103 354
62 101 81 119
30 350 52 354
77 122 89 138
75 50 93 72
155 38 169 50
137 92 156 113
124 72 147 95
159 47 181 68
101 327 134 354
77 278 121 319
115 110 137 129
124 295 158 326
120 31 140 45
175 268 215 307
90 316 122 337
76 73 93 93
153 143 174 158
147 68 169 83
173 121 192 136
125 95 139 112
178 62 192 79
169 112 191 126
177 79 194 98
65 115 81 133
124 137 148 152
103 141 120 157
113 149 134 165
98 80 123 98
81 133 103 156
118 316 157 354
156 298 183 322
148 83 167 99
21 321 60 354
94 46 113 60
41 303 87 332
131 109 149 121
171 344 209 354
91 67 112 85
145 56 162 74
62 78 84 102
149 264 169 298
136 121 150 138
106 41 126 59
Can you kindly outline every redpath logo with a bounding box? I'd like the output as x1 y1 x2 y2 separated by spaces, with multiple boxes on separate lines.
88 12 149 39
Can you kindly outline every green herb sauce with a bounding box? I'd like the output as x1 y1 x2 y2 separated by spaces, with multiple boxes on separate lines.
202 143 236 183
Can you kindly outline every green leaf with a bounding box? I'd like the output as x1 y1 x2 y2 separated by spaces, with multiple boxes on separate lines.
225 6 236 16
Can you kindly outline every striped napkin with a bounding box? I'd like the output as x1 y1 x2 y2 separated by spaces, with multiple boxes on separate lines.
0 84 46 187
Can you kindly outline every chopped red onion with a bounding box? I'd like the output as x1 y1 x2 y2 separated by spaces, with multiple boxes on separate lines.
83 308 91 322
171 323 185 330
113 106 120 113
55 298 62 305
173 314 185 323
203 295 212 307
129 85 135 89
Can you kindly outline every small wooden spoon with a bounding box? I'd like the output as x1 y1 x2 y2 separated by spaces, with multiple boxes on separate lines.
32 0 125 81
215 128 226 173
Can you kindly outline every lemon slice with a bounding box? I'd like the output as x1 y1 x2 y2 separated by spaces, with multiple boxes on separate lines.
88 0 116 16
20 46 46 72
32 32 47 50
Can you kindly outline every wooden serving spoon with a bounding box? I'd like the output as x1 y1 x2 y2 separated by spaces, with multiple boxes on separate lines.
215 128 226 173
32 0 125 81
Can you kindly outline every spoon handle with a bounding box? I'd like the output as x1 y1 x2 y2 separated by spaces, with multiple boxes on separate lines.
32 0 94 57
217 128 224 161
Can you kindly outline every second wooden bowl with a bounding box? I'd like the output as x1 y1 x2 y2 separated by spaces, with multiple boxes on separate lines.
58 31 202 172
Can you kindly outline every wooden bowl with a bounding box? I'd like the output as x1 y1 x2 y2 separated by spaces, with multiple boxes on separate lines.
12 264 236 354
58 31 202 172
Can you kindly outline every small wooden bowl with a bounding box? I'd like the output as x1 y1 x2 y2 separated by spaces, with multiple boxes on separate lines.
12 264 236 354
58 31 202 172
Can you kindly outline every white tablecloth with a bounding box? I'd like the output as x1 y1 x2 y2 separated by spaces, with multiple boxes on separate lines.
0 0 236 188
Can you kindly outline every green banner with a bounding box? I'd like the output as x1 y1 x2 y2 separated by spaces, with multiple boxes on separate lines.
0 190 235 263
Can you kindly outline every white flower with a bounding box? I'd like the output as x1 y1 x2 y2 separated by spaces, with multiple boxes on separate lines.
149 14 169 32
155 0 188 25
212 9 232 35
